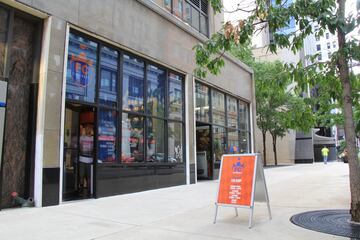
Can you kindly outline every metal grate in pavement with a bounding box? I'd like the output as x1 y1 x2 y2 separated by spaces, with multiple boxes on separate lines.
290 209 360 239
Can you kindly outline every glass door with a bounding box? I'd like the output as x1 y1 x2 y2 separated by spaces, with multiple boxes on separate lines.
63 104 95 201
196 123 213 180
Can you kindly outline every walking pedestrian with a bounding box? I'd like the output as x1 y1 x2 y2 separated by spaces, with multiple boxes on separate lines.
321 146 329 164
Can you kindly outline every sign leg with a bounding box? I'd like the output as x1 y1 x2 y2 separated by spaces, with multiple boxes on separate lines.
235 207 238 216
214 203 219 224
266 198 272 220
249 206 254 229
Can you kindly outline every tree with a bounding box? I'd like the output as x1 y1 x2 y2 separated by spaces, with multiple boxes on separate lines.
195 0 360 222
231 44 313 165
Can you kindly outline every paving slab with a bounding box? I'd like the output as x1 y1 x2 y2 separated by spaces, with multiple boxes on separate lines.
0 162 350 240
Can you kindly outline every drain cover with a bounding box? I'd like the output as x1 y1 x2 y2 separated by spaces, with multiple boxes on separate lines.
290 209 360 239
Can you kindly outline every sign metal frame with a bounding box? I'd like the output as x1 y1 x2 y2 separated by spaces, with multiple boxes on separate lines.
214 153 271 228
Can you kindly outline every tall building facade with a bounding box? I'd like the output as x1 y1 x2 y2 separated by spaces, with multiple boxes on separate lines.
0 0 255 208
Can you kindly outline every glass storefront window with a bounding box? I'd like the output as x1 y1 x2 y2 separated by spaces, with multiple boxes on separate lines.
66 33 97 102
98 110 117 163
195 82 210 122
147 65 165 117
168 122 183 163
146 118 165 162
169 73 183 120
122 113 144 163
239 101 249 131
0 8 8 77
123 54 144 113
239 131 250 153
213 126 227 163
99 46 118 107
227 129 239 154
227 96 238 129
212 90 225 126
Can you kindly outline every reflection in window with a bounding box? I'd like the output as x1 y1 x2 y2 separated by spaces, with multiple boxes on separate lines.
191 5 200 30
239 101 249 131
227 96 238 129
147 65 165 117
123 54 144 112
213 126 226 163
227 129 239 154
66 33 97 102
173 0 183 18
195 82 210 122
164 0 171 10
212 90 225 126
98 110 117 163
200 14 208 36
168 122 183 163
239 131 250 153
147 118 165 162
169 73 183 120
122 113 144 163
99 46 118 107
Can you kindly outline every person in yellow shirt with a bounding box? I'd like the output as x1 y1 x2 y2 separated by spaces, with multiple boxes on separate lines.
321 146 330 164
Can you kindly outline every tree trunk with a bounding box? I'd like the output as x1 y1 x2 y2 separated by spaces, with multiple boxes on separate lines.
337 0 360 223
262 131 267 166
271 133 278 165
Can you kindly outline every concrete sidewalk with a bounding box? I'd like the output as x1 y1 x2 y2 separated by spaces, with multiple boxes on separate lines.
0 162 350 240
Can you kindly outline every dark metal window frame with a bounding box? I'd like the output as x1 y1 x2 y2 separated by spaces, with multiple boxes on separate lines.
194 80 252 158
65 29 186 171
163 0 209 36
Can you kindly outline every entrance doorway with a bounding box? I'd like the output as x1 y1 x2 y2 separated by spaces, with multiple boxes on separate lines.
63 103 95 201
196 123 213 180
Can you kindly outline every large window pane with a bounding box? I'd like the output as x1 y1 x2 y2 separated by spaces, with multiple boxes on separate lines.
168 122 183 163
147 65 165 117
99 46 118 107
227 96 238 129
195 82 210 122
122 113 144 163
66 33 97 102
227 129 239 154
173 0 184 18
98 110 117 163
0 8 8 77
200 14 208 36
123 54 144 113
169 73 183 120
212 90 225 126
213 126 227 163
239 131 250 153
239 101 249 131
190 5 200 30
146 118 165 162
184 2 191 24
164 0 171 10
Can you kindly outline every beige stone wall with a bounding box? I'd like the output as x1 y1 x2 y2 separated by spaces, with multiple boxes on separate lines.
254 127 296 165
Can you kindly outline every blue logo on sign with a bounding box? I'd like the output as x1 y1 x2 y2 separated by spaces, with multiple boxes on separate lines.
232 158 244 173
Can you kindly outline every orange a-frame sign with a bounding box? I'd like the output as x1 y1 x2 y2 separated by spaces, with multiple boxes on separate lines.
214 154 271 228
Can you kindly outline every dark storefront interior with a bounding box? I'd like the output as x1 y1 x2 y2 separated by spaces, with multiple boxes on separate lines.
0 5 41 209
195 82 251 180
63 31 186 200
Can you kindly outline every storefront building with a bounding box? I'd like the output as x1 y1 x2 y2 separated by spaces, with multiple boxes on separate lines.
0 0 255 208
